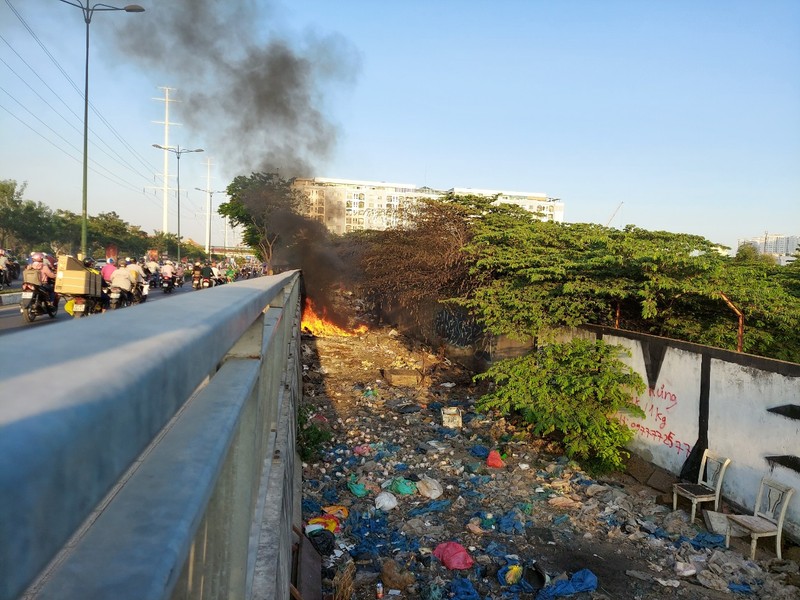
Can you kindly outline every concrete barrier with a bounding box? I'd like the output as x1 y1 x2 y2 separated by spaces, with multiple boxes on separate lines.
0 292 21 305
0 272 303 600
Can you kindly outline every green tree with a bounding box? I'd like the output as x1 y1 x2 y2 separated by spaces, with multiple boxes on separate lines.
218 172 306 273
0 180 55 253
476 338 646 473
734 242 776 265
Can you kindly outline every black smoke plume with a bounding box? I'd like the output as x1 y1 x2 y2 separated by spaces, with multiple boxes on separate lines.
104 0 360 178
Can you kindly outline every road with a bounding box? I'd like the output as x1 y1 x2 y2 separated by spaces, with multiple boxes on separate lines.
0 280 194 336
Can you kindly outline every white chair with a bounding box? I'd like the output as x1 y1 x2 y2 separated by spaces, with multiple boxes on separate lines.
672 449 731 523
726 477 795 559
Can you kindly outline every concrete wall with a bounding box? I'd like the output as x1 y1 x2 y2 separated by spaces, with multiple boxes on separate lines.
581 326 800 541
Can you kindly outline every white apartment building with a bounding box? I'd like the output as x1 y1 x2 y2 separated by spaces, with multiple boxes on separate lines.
737 234 799 257
449 187 564 222
292 178 564 234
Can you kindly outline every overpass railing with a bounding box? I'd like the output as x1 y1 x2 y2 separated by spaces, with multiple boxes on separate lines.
0 271 303 600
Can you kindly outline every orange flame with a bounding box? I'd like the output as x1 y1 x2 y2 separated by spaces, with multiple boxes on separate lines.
301 298 367 337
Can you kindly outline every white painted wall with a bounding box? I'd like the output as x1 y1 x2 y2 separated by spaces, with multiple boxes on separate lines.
585 330 800 541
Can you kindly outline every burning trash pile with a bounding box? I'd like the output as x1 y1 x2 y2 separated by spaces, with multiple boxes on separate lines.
298 296 799 600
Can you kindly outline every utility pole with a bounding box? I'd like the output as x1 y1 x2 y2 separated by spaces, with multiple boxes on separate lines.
153 87 179 233
196 158 226 256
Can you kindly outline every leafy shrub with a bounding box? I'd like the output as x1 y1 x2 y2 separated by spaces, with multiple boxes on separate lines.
475 338 645 473
297 405 332 462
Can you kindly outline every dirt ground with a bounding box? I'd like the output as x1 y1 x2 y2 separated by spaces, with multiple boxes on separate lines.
298 294 799 600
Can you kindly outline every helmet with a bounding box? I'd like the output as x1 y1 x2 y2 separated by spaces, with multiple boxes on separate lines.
108 257 115 264
194 261 200 266
125 257 133 264
31 252 43 262
166 260 173 265
83 257 95 268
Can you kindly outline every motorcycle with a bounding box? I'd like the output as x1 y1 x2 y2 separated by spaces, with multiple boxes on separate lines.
161 275 175 294
70 294 104 318
192 273 201 290
200 276 213 289
132 280 150 304
108 285 132 310
20 280 58 322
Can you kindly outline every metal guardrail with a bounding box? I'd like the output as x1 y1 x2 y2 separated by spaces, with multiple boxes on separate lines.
0 272 303 600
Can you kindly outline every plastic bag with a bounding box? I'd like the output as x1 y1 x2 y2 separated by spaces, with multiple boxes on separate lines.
375 491 398 511
307 514 340 533
389 477 417 495
348 474 369 498
417 475 444 499
433 541 474 570
487 450 505 468
536 568 597 600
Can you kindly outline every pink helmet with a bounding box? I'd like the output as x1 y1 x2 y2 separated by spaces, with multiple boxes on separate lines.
31 252 43 262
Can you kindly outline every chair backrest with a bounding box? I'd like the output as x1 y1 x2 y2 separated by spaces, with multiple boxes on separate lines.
698 449 731 493
753 477 795 526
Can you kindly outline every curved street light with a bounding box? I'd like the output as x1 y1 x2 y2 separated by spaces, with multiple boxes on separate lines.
58 1 145 259
195 188 226 255
152 145 203 264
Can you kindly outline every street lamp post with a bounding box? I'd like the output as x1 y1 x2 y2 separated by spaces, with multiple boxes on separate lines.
195 188 226 256
59 1 145 259
152 145 203 264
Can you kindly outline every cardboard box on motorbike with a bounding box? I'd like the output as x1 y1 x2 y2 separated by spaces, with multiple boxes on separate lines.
54 255 102 297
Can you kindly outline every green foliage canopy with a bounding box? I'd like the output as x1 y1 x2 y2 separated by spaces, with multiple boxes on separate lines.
476 338 646 473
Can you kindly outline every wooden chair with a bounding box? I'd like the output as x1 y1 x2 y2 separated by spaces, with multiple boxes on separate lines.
726 478 794 560
672 449 731 523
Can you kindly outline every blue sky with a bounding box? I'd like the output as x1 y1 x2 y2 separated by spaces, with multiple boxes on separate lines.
1 0 798 252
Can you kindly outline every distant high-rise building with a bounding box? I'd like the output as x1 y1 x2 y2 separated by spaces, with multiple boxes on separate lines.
292 177 564 234
737 234 798 257
449 187 564 222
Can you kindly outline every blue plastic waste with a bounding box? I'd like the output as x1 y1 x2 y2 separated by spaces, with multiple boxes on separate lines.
448 576 481 600
470 445 490 459
728 582 753 594
536 569 598 600
497 510 525 534
302 498 322 516
322 486 339 504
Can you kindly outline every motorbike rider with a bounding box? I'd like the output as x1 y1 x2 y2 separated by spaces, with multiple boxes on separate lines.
125 257 147 301
27 252 57 303
145 257 160 285
0 249 9 287
100 257 117 284
109 260 134 303
160 260 176 288
210 261 224 285
200 261 215 286
174 262 185 286
125 257 146 285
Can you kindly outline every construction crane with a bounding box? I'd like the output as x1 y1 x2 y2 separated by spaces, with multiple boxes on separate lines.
606 202 623 227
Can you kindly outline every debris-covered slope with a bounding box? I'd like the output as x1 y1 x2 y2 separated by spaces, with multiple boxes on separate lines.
298 298 799 600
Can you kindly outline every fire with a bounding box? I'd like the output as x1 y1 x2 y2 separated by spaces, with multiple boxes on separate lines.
301 298 367 337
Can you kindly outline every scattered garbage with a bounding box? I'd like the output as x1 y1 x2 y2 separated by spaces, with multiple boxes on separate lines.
433 542 474 570
298 292 800 600
375 491 398 512
441 407 462 428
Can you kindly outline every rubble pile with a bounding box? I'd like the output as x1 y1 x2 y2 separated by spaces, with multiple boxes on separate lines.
299 300 799 600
